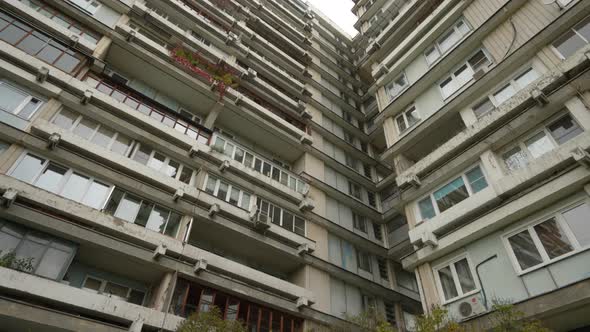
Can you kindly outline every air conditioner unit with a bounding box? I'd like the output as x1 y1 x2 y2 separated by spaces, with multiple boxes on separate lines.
255 212 270 230
456 295 486 320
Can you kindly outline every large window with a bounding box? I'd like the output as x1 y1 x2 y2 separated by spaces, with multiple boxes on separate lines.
0 12 85 73
18 0 101 44
440 49 492 99
84 75 210 145
395 105 420 134
82 275 146 305
204 175 252 210
170 278 303 331
0 219 77 280
425 18 472 66
68 0 101 14
211 135 306 194
417 165 488 221
552 16 590 59
353 213 368 233
0 80 43 120
10 152 112 210
386 73 408 101
104 189 182 237
472 67 540 119
502 113 583 171
434 256 477 303
505 201 590 273
131 144 195 185
256 197 305 236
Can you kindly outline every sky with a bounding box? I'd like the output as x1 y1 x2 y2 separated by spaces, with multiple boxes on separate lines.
306 0 358 37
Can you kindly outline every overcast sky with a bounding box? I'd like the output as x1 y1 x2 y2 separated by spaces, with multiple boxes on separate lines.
306 0 358 37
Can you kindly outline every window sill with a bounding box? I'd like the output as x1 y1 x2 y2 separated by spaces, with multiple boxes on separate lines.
441 289 481 306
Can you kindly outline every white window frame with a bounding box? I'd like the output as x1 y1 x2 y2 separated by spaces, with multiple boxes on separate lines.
424 17 472 67
415 164 488 221
395 105 420 134
385 72 409 101
502 196 590 275
0 80 44 120
551 15 590 59
68 0 102 15
130 143 195 186
439 48 493 100
433 254 480 304
357 250 372 273
352 213 368 233
499 110 583 172
8 151 114 210
256 197 306 236
203 174 253 210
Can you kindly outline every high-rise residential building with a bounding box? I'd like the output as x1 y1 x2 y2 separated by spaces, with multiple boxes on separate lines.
354 0 590 330
0 0 589 331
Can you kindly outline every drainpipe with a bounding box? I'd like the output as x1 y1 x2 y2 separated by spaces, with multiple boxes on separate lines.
475 254 497 310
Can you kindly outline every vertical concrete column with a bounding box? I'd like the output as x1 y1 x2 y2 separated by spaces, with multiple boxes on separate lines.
393 154 414 177
383 117 399 148
203 102 225 130
405 200 419 229
36 98 63 122
92 37 113 60
195 166 208 190
479 149 505 194
394 302 406 331
151 271 176 312
128 319 143 332
566 95 590 130
176 215 193 242
459 107 477 127
415 263 441 313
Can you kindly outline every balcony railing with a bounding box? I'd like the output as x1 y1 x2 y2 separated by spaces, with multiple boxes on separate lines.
211 133 307 195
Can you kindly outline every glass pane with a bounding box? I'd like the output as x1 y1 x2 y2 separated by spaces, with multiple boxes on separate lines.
503 147 527 171
16 32 46 55
433 177 468 213
15 238 45 271
35 163 67 193
509 230 543 270
473 97 495 119
525 132 554 158
165 160 180 178
199 289 214 312
17 98 42 120
0 23 28 45
0 83 28 113
164 212 181 237
438 266 458 300
454 258 476 294
271 168 280 181
82 181 110 209
0 224 23 253
294 217 305 236
36 42 63 65
468 50 490 72
83 277 102 291
35 247 70 279
134 201 153 227
547 115 583 145
110 134 132 156
114 193 141 223
129 289 145 305
244 153 254 168
234 147 244 163
148 152 166 171
11 154 45 183
104 282 129 298
534 218 573 259
54 52 81 73
466 166 488 193
179 166 192 184
418 198 436 220
262 162 272 177
226 299 239 320
132 145 151 165
240 192 251 210
553 30 586 59
73 117 98 140
406 107 420 127
205 176 217 194
282 211 294 231
575 16 590 41
90 126 114 148
439 29 460 53
425 46 440 64
61 172 90 202
514 68 539 88
146 206 169 233
562 203 590 247
52 109 78 129
103 188 123 215
493 84 516 105
217 182 228 201
229 187 240 205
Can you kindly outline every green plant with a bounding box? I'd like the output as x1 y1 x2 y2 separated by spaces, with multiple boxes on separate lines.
414 306 465 332
175 306 247 332
0 250 34 273
311 307 397 332
488 300 552 332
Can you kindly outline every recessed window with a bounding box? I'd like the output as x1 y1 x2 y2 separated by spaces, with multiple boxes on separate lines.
386 73 408 101
357 250 372 273
440 49 492 99
505 202 590 273
425 18 472 66
435 256 477 302
501 113 583 171
353 213 367 233
69 0 102 15
417 165 488 221
552 16 590 59
395 105 420 133
82 275 146 305
204 175 252 210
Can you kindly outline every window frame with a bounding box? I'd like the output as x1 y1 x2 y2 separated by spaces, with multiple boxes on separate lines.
424 17 472 67
551 15 590 59
203 174 253 211
394 105 420 134
385 72 409 101
82 274 146 305
0 80 44 120
130 143 195 186
439 48 493 100
256 197 306 237
433 254 480 304
416 164 488 221
502 197 590 275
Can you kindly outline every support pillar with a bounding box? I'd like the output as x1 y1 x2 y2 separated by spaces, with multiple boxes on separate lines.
203 102 224 130
151 271 175 312
394 302 406 332
416 263 441 313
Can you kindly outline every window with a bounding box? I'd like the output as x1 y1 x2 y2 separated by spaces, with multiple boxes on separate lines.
256 197 305 236
440 49 492 99
68 0 101 14
396 266 419 293
349 181 362 199
19 0 101 44
82 275 146 305
501 113 583 171
353 213 367 233
434 256 477 302
104 188 181 237
0 140 8 155
131 144 195 185
552 16 590 59
377 258 388 281
395 105 420 133
357 250 372 272
417 165 488 221
0 219 76 280
505 201 590 273
0 80 43 120
0 12 85 73
9 153 112 210
386 73 408 101
211 135 306 194
373 222 383 241
204 175 252 210
472 67 540 119
425 18 472 66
